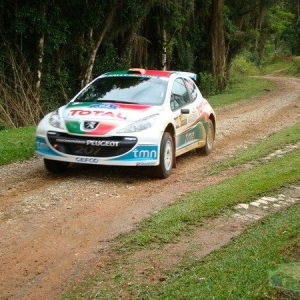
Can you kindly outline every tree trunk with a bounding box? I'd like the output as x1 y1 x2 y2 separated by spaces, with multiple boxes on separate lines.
211 0 227 92
34 2 48 111
80 4 117 88
161 28 167 70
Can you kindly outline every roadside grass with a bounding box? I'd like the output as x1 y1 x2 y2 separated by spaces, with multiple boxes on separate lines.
130 203 300 300
208 76 275 108
262 55 300 77
62 122 300 300
209 121 300 174
84 203 300 300
117 148 300 251
0 126 35 166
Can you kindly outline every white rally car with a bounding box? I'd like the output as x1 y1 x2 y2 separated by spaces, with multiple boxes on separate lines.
35 68 216 178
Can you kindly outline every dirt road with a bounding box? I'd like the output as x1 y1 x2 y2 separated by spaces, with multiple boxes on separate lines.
0 76 300 300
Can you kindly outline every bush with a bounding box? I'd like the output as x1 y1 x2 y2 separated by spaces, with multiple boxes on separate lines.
291 56 300 76
199 72 216 96
230 56 259 83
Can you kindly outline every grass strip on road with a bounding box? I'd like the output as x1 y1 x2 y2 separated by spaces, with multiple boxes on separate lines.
136 202 300 300
118 147 300 250
209 121 300 174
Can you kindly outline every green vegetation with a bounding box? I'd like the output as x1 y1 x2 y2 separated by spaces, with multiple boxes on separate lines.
135 204 300 299
208 76 275 108
209 121 300 174
262 55 300 77
62 121 300 299
1 1 299 127
0 126 35 166
117 141 300 250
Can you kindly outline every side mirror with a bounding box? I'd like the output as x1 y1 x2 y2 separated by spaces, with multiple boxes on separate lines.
181 108 190 114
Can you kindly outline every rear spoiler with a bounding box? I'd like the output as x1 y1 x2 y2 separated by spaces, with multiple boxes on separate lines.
174 71 197 80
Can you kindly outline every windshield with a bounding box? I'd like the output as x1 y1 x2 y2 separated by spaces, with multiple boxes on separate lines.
74 76 167 105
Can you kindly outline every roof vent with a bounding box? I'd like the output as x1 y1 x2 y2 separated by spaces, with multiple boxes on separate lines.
128 68 146 75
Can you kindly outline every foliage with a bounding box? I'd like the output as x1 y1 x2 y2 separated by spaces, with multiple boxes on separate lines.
199 71 216 96
208 76 275 108
291 56 300 75
229 55 260 83
0 0 298 127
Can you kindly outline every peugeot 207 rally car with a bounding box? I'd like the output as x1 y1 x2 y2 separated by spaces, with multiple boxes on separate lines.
35 68 216 178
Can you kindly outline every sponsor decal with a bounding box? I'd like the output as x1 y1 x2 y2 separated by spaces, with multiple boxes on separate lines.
36 139 51 151
89 103 118 109
76 157 99 164
54 138 120 147
69 109 127 120
86 140 120 147
56 138 86 144
136 162 156 166
188 112 198 123
185 131 195 144
35 137 62 156
111 145 158 161
176 123 205 150
132 148 157 159
175 115 188 128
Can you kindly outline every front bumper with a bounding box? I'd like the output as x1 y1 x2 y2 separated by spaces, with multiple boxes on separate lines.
35 132 160 167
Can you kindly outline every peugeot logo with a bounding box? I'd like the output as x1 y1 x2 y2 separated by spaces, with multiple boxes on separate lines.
84 121 99 130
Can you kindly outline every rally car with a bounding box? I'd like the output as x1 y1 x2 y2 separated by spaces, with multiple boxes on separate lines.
35 68 216 178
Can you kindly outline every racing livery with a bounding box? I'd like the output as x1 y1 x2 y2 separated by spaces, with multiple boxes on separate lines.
35 68 216 178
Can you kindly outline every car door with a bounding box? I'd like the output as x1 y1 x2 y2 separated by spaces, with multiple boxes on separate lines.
171 77 206 156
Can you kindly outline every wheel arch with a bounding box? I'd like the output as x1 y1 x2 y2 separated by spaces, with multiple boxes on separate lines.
209 113 216 140
164 123 176 168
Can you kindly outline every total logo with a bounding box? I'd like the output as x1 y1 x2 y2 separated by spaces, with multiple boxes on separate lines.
69 109 127 120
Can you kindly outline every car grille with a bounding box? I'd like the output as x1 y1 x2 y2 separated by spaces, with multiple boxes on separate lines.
47 131 137 158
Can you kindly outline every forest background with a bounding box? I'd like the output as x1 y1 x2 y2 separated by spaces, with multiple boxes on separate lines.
0 0 299 128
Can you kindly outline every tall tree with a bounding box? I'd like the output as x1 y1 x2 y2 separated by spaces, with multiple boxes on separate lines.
211 0 227 91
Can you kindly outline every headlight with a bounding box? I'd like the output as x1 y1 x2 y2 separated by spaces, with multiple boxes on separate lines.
117 114 159 133
49 110 63 129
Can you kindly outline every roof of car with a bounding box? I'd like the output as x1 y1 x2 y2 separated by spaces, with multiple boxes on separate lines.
102 68 197 80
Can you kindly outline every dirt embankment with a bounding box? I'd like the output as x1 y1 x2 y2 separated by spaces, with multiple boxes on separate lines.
0 76 300 300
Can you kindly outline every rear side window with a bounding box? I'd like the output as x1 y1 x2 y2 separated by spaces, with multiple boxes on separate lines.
184 78 199 102
170 78 190 110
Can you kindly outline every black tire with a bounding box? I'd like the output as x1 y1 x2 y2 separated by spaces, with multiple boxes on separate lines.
44 159 69 174
153 132 174 179
197 118 215 155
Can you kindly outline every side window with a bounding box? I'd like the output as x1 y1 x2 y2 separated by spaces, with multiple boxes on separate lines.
184 78 198 102
170 78 190 111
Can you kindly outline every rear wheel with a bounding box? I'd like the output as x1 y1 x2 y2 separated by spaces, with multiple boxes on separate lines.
44 159 69 174
153 132 174 179
197 118 215 155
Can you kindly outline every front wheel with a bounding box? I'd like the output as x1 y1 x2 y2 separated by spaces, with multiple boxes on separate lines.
153 132 174 179
44 159 69 174
197 118 215 155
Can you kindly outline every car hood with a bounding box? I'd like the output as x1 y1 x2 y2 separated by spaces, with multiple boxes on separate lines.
62 102 162 135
